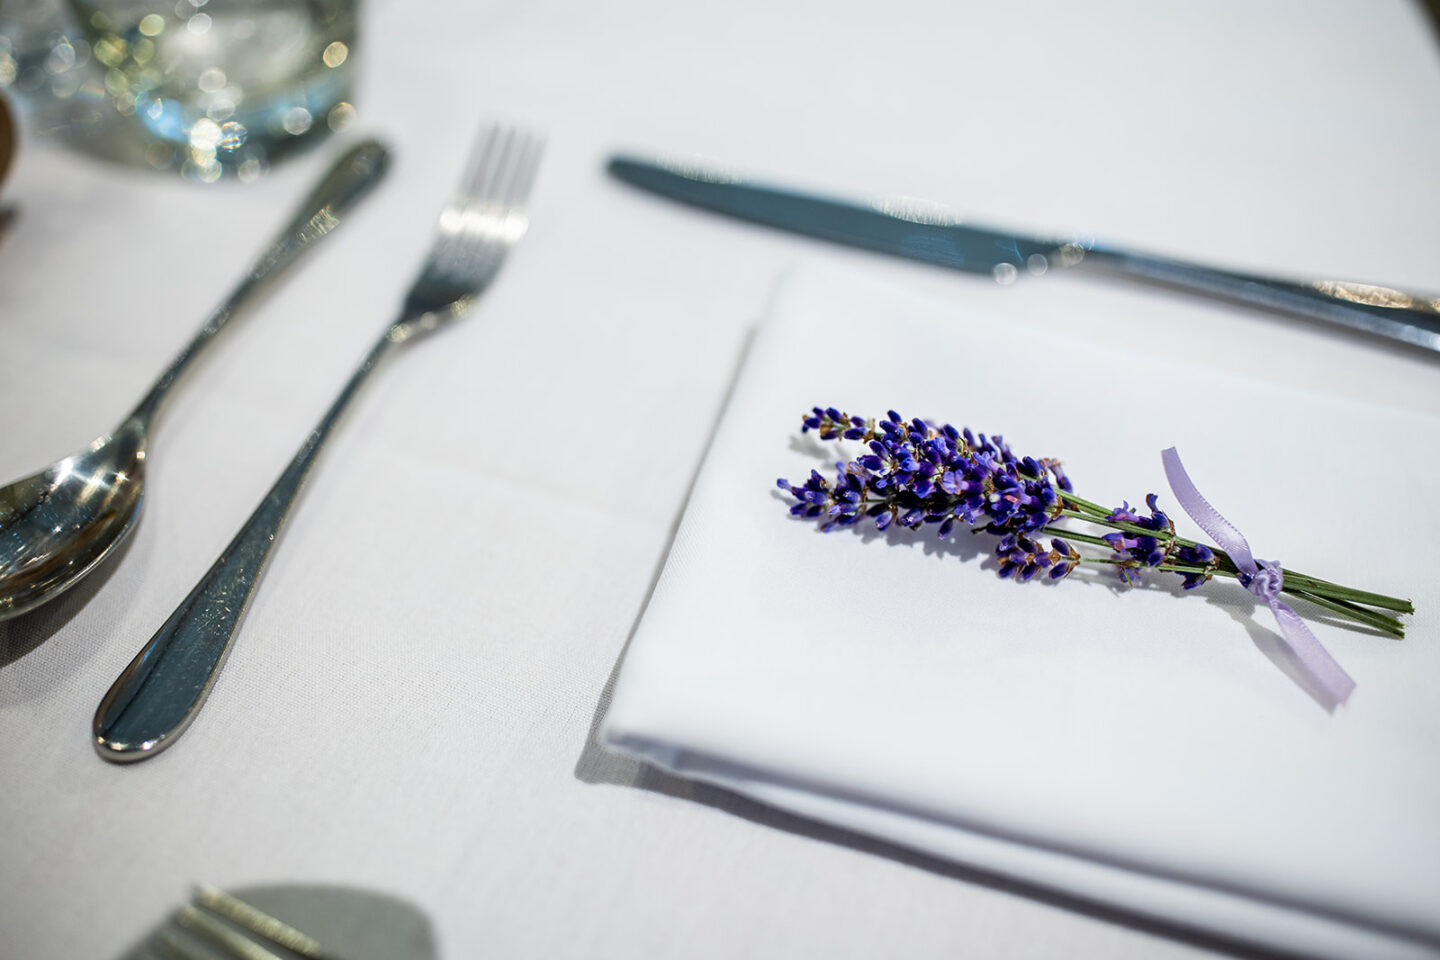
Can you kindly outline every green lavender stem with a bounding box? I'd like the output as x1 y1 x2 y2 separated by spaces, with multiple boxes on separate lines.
1074 555 1405 637
1286 590 1407 636
1046 494 1412 637
1054 505 1411 610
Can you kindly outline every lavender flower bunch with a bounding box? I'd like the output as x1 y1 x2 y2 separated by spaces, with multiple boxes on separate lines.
778 407 1412 638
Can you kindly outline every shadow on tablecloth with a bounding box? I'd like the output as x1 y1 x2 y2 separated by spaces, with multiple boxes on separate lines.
576 652 1311 960
0 528 137 676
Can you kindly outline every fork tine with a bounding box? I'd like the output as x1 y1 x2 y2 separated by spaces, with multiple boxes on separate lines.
470 124 514 203
446 128 541 281
400 121 543 321
505 133 544 231
143 886 337 960
430 126 519 281
174 904 288 960
493 131 540 228
191 884 328 959
426 126 506 265
152 928 211 960
451 128 522 266
439 129 536 283
509 133 544 209
453 124 507 217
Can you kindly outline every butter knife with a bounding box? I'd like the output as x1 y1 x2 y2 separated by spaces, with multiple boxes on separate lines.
609 155 1440 354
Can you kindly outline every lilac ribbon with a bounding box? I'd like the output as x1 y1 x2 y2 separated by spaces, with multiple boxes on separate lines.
1161 447 1356 705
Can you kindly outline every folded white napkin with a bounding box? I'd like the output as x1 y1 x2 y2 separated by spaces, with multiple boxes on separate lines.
601 264 1440 959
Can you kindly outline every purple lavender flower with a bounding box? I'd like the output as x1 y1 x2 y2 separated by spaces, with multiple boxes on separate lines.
1106 494 1171 534
776 407 1411 640
1101 530 1166 568
995 534 1079 582
780 407 1074 576
1093 493 1179 579
1174 543 1217 590
781 408 1215 592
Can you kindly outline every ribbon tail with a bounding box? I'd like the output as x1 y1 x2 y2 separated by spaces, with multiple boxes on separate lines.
1162 448 1356 706
1161 447 1258 572
1268 599 1357 706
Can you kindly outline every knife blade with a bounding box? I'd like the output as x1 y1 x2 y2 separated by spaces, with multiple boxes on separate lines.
609 155 1073 278
608 154 1440 354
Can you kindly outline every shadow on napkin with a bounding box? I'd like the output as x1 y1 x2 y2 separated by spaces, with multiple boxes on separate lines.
113 883 437 960
577 654 1303 960
1421 0 1440 51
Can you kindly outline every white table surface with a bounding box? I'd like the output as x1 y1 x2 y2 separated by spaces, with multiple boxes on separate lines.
2 1 1438 957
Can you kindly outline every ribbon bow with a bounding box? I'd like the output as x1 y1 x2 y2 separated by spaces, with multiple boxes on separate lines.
1161 448 1356 705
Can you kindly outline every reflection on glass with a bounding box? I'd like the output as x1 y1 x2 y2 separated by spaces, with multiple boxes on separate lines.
0 0 357 181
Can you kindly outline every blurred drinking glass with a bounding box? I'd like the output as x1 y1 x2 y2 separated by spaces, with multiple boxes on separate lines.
67 0 357 180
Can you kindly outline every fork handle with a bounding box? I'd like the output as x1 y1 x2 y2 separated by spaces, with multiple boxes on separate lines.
93 330 401 762
1079 245 1440 352
129 141 391 427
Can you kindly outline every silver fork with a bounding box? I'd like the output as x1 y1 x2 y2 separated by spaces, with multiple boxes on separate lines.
143 884 336 960
93 124 544 763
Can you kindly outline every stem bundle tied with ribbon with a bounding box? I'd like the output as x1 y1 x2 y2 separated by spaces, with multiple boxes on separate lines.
778 408 1413 704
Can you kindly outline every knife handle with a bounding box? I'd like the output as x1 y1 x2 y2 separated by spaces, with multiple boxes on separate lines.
1080 245 1440 352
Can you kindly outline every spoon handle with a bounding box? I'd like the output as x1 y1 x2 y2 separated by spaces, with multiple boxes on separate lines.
94 330 401 762
129 140 392 425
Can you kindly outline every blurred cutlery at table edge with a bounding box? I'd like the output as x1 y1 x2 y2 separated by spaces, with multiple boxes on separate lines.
140 884 339 960
608 154 1440 355
0 94 13 191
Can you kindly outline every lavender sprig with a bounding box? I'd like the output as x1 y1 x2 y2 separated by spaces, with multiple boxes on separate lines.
778 407 1413 637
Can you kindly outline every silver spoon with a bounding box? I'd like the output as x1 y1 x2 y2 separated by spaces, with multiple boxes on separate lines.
0 140 391 622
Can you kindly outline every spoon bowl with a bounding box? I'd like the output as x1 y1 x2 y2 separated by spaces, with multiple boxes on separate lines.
0 419 147 619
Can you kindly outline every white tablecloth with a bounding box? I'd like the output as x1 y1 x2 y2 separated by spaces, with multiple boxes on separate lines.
2 1 1437 958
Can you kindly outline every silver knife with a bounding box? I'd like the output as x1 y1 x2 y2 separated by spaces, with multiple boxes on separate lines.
608 155 1440 354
